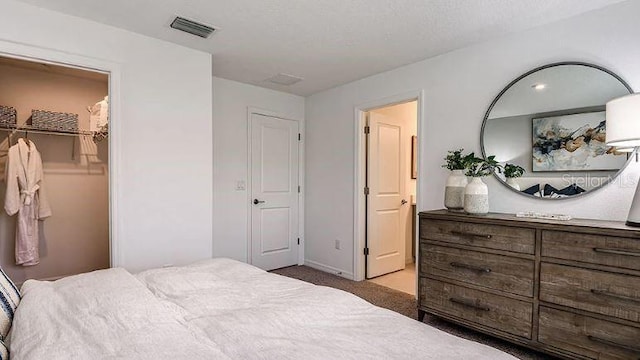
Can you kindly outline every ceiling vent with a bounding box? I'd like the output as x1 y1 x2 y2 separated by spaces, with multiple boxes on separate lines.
170 17 216 38
265 73 304 86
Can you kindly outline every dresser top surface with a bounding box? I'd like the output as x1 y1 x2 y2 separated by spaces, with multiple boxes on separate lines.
419 209 640 236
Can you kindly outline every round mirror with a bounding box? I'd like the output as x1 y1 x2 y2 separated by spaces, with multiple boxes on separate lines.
481 62 633 199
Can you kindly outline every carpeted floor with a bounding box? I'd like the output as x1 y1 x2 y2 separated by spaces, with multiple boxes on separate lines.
271 265 556 360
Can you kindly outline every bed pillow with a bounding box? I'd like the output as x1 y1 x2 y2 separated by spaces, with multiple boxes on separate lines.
556 183 586 196
542 184 561 197
0 339 7 360
521 184 541 196
0 268 20 340
543 183 586 197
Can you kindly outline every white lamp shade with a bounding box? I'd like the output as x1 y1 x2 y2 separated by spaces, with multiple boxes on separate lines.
606 93 640 147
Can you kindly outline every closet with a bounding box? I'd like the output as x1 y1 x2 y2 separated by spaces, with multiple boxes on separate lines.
0 56 110 285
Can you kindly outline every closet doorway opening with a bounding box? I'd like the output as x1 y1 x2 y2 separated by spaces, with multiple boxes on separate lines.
358 98 419 296
0 55 111 286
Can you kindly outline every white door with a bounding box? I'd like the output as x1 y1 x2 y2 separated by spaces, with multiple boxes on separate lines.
250 113 299 271
366 111 407 278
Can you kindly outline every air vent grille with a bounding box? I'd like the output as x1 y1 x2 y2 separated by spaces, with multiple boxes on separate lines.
170 17 216 38
265 73 304 86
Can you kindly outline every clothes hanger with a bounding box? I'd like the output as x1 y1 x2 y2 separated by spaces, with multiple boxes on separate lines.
22 130 30 148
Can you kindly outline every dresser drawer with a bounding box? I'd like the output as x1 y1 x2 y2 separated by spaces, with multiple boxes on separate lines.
542 230 640 271
420 278 532 338
421 244 534 297
540 263 640 322
539 307 640 360
420 219 535 254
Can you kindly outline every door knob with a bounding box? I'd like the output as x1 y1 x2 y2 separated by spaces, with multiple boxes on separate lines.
253 199 266 205
401 199 408 205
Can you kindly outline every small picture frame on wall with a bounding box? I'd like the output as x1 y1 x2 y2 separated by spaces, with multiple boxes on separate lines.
411 136 417 179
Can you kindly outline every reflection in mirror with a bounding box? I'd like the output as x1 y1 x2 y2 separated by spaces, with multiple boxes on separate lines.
481 62 633 199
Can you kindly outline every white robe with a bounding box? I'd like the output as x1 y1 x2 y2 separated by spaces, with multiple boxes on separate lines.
4 139 52 266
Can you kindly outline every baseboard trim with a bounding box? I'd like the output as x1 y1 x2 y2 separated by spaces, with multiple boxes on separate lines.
304 259 354 280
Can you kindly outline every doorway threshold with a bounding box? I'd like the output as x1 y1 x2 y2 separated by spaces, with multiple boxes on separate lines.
367 263 415 296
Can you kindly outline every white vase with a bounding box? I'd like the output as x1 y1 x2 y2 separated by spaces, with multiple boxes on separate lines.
506 177 520 191
444 170 468 211
464 177 489 214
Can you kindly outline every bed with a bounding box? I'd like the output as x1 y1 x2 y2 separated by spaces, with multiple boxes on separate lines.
9 258 517 359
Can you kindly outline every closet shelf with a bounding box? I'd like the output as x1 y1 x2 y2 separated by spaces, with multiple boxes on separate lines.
0 124 95 137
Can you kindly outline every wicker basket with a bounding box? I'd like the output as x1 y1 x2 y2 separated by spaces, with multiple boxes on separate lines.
0 105 17 125
32 110 78 132
93 123 109 143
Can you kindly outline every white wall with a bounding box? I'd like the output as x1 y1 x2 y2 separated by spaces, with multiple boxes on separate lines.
0 0 213 272
305 0 640 277
212 77 304 262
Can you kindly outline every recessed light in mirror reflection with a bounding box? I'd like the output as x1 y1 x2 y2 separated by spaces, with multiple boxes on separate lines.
615 147 636 153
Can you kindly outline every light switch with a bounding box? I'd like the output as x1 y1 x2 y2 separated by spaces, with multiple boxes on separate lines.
236 180 246 191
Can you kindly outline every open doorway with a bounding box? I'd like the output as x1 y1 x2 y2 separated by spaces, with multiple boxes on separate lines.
362 100 418 295
0 55 111 285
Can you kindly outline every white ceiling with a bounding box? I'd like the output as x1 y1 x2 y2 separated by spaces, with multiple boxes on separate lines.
16 0 627 96
489 64 631 119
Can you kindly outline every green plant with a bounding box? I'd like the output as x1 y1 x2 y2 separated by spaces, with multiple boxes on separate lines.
465 154 503 177
442 149 471 171
504 163 525 178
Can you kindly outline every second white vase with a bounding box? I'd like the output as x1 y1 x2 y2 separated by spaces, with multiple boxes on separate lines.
464 177 489 214
506 177 520 191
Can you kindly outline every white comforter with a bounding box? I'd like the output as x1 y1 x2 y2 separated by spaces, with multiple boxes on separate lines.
10 268 230 360
136 258 517 360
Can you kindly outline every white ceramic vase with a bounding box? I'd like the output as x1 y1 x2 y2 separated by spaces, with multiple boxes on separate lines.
464 177 489 214
506 177 520 191
444 170 468 211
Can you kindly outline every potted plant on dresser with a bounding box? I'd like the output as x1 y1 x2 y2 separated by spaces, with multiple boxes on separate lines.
442 149 471 212
503 163 525 191
464 154 502 214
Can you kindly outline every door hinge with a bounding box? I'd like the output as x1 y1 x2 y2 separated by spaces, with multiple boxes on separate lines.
364 187 370 195
364 247 369 256
297 238 300 245
298 133 301 141
298 185 301 193
364 126 370 134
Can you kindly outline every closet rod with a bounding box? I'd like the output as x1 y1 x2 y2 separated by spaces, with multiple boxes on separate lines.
0 125 94 137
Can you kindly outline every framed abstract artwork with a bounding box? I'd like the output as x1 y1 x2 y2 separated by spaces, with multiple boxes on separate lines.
532 111 627 172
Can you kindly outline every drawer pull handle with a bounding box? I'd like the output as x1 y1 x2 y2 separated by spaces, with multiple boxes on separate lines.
449 297 490 311
449 262 492 274
450 231 492 240
593 247 640 257
587 335 640 353
590 289 640 304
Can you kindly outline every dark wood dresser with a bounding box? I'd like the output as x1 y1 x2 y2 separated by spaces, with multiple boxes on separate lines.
418 210 640 360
